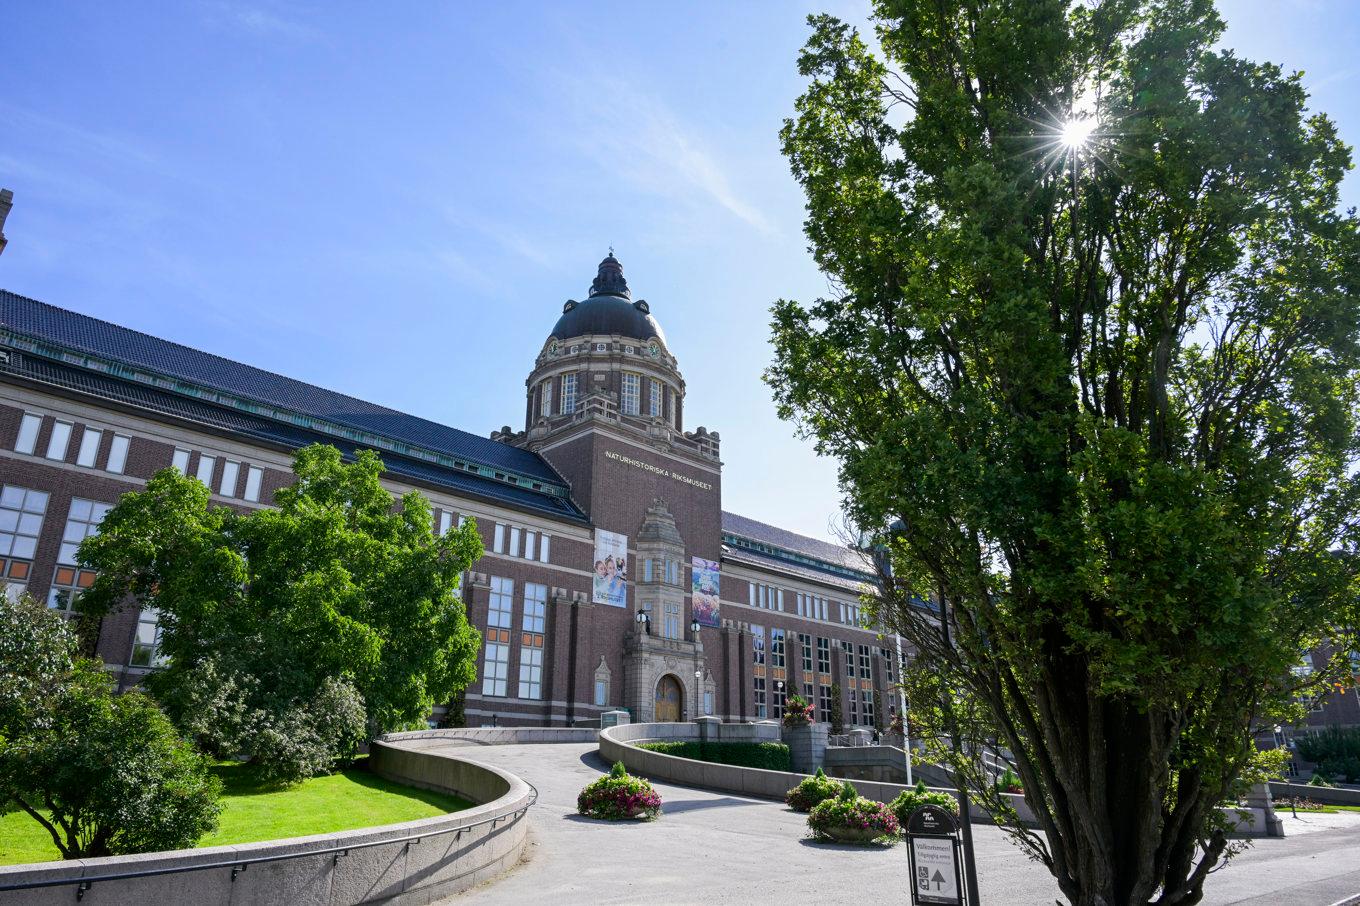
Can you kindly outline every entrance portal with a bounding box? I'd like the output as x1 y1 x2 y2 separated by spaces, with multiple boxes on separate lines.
654 674 683 722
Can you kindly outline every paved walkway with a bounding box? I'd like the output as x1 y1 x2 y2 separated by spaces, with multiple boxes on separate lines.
427 741 1360 905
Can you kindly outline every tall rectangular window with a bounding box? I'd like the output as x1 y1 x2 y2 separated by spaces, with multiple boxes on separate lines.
524 531 536 561
539 534 551 563
172 448 191 473
560 373 577 414
752 625 766 665
523 582 547 633
754 677 767 720
801 634 814 672
817 637 830 674
493 523 506 554
45 421 72 461
773 681 786 719
76 428 102 467
848 686 859 726
843 641 855 678
518 582 547 700
861 689 875 727
106 434 129 474
488 576 514 629
60 499 112 565
594 679 608 707
244 466 263 502
509 526 521 558
517 646 543 700
0 484 48 561
483 641 509 696
219 461 240 497
819 684 832 722
14 413 41 454
195 455 215 486
749 583 756 608
771 628 786 669
621 372 640 415
439 511 453 536
858 644 872 680
663 600 681 640
540 380 553 417
649 381 662 417
130 607 166 667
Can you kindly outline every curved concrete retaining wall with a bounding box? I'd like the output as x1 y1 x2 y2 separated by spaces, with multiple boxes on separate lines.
380 727 597 748
1270 781 1360 807
0 740 535 906
600 722 1038 826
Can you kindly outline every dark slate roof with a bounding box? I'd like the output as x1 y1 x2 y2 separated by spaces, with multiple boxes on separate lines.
723 511 868 570
0 289 562 485
722 546 868 593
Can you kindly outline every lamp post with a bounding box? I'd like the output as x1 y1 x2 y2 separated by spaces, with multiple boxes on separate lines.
635 610 651 635
691 618 701 639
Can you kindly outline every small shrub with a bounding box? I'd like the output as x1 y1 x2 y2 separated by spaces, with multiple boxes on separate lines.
577 762 662 821
1308 772 1333 787
994 767 1024 795
786 767 841 812
889 780 959 827
807 780 899 843
782 694 815 727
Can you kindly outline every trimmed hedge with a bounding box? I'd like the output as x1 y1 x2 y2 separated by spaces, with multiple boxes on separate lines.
637 741 792 772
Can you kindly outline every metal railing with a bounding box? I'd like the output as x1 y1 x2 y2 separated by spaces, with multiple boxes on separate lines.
0 781 538 902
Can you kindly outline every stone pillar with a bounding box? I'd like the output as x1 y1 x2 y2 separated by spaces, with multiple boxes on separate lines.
695 716 721 743
601 710 632 729
1245 782 1284 837
783 722 828 774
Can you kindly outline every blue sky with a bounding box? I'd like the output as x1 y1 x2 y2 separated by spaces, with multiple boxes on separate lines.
2 1 1357 542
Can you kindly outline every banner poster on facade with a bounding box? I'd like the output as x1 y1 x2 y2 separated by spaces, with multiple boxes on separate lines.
691 556 721 627
592 529 629 607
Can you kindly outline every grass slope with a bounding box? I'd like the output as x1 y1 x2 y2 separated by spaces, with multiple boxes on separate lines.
0 759 471 866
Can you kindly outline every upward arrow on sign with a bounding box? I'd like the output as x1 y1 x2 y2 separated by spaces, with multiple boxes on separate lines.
931 870 946 890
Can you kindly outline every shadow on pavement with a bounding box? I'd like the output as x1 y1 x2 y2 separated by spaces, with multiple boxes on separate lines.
657 797 763 815
797 837 901 851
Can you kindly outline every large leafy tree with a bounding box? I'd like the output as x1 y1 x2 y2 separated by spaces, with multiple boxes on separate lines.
0 595 221 858
78 444 483 782
769 2 1360 904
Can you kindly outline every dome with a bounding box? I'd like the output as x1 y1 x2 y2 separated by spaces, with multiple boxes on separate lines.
550 254 667 345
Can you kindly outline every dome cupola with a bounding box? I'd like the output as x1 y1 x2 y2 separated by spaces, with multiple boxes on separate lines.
551 253 667 346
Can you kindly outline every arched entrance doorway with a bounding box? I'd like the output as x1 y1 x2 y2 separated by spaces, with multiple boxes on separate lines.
654 674 683 722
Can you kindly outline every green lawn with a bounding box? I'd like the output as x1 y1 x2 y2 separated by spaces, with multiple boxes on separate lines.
0 759 472 866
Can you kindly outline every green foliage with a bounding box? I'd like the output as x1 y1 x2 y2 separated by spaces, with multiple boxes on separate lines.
889 780 959 829
994 767 1024 795
807 787 899 843
1297 726 1360 783
782 693 815 727
577 764 661 821
1307 772 1333 788
0 595 221 858
635 741 792 772
770 2 1360 903
76 445 483 782
786 767 842 812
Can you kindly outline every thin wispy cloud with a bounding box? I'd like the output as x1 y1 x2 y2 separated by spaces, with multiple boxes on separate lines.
549 69 774 235
201 2 326 43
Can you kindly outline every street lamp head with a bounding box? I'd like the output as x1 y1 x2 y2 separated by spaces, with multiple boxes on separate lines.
690 619 701 634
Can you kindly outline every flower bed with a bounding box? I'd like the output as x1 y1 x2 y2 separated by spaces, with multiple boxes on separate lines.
807 781 899 844
577 762 662 821
782 694 815 727
889 781 959 828
786 768 841 813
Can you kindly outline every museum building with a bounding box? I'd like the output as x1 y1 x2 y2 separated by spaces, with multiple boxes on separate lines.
0 254 906 728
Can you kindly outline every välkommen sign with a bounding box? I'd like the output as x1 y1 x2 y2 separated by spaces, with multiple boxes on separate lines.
906 805 964 906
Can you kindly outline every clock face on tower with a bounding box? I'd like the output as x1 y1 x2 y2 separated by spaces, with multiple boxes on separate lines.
550 340 560 355
648 341 659 358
